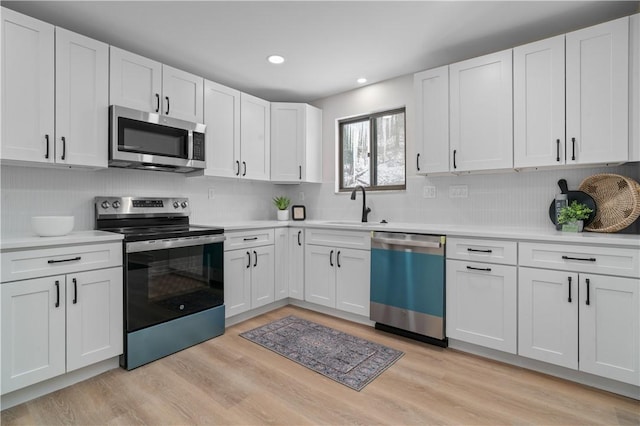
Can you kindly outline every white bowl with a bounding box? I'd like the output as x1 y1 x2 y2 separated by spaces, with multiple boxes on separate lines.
31 216 74 237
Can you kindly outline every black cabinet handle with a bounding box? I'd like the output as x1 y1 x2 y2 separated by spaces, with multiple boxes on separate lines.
467 248 492 253
155 93 160 113
466 266 491 272
246 251 251 268
299 165 302 180
556 139 560 162
417 153 421 171
453 149 457 169
585 278 591 306
562 255 596 262
61 136 66 160
235 160 240 176
329 250 334 267
253 250 258 267
73 278 78 304
243 237 258 241
337 251 341 268
45 134 50 159
48 256 81 264
567 276 572 303
297 230 301 246
571 137 576 161
55 280 60 308
165 96 170 115
242 161 247 176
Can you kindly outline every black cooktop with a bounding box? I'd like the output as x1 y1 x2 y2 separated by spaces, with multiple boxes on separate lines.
103 225 224 242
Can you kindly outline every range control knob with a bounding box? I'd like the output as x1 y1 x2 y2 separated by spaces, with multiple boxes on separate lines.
181 201 188 209
101 201 110 209
112 200 121 209
173 201 180 209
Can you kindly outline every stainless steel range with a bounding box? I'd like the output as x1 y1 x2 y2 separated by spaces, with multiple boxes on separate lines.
95 196 225 370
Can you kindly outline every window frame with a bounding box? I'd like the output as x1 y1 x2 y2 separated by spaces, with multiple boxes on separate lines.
338 107 406 192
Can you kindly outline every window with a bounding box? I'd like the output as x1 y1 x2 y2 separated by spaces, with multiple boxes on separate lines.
339 108 405 191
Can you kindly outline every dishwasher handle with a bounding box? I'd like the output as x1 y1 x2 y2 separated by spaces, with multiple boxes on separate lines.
371 236 441 249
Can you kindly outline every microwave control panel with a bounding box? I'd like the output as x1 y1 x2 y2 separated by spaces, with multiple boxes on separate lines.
193 132 205 161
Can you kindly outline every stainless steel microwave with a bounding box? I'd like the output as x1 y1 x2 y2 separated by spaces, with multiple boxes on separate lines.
109 105 206 173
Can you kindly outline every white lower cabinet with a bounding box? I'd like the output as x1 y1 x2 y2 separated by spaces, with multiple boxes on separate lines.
274 228 289 301
288 228 305 300
1 267 123 394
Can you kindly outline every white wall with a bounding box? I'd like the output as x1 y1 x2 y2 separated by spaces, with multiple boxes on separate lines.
303 74 640 232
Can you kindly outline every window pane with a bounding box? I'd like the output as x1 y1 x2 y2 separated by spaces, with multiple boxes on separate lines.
375 112 405 186
342 120 370 187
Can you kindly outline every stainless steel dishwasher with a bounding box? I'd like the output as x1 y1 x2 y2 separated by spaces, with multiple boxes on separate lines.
370 232 447 347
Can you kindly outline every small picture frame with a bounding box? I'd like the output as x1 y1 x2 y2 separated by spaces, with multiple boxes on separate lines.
291 205 306 221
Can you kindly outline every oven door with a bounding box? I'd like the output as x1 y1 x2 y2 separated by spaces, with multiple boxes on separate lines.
124 235 224 332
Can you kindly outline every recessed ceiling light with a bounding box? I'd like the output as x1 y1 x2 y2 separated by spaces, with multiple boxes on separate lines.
357 77 367 84
267 55 285 64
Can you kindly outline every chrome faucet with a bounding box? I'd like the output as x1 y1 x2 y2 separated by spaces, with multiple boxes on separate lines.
350 185 371 222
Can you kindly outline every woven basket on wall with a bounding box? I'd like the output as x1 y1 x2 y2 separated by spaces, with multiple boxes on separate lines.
578 174 640 233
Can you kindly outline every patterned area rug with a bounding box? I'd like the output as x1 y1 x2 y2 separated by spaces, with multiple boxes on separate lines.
240 315 404 391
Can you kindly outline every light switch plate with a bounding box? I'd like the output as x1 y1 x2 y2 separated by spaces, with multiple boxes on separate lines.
423 186 436 198
449 185 468 198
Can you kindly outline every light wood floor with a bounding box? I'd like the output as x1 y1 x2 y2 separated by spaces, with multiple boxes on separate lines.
2 305 639 425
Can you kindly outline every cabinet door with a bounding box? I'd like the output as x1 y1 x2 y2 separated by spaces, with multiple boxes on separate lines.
203 80 241 178
55 27 109 168
304 245 336 308
109 46 162 113
514 35 566 168
223 249 252 318
566 16 629 164
446 260 517 353
414 66 449 174
66 267 123 372
449 49 513 172
274 228 289 301
335 248 370 316
162 64 204 123
271 103 304 182
251 245 275 308
518 268 578 369
288 228 305 300
1 275 66 394
304 105 323 183
579 274 639 385
1 8 54 164
240 93 271 180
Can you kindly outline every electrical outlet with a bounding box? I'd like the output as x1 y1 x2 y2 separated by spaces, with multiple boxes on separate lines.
208 188 215 200
423 185 436 198
449 185 468 198
299 191 305 201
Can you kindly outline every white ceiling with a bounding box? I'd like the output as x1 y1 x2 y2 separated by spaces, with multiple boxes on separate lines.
3 1 639 103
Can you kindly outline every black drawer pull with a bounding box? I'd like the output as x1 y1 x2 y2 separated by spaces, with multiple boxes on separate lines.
253 250 258 267
585 278 591 306
567 276 572 303
55 280 60 308
329 250 334 267
468 248 492 253
562 255 596 262
417 153 421 171
337 251 341 268
246 251 251 268
466 266 491 272
297 230 302 246
73 278 78 304
48 256 81 264
243 237 258 241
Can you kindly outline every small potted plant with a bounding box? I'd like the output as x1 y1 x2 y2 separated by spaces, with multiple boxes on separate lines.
273 196 291 221
557 200 593 232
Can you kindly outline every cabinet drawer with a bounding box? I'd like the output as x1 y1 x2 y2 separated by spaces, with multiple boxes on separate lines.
224 229 274 251
519 243 639 278
306 228 371 250
1 242 123 282
446 237 517 265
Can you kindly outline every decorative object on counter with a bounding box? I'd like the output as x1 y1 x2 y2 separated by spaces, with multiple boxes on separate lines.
548 179 597 228
557 201 594 232
273 196 291 221
579 174 640 233
291 205 306 220
554 193 568 231
240 315 404 391
31 216 74 237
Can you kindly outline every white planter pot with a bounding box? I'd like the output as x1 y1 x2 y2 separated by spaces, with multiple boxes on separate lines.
277 210 290 221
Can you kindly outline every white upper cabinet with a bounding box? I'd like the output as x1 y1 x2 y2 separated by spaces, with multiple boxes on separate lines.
109 47 204 122
1 8 54 164
514 35 566 168
449 49 513 172
270 102 322 183
1 8 108 168
203 80 241 178
240 93 271 181
631 14 640 162
566 16 629 164
414 66 449 174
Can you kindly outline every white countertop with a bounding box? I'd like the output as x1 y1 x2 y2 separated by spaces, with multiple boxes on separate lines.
195 220 640 248
1 230 123 251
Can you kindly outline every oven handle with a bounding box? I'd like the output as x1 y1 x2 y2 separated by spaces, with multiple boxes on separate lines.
126 234 226 253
